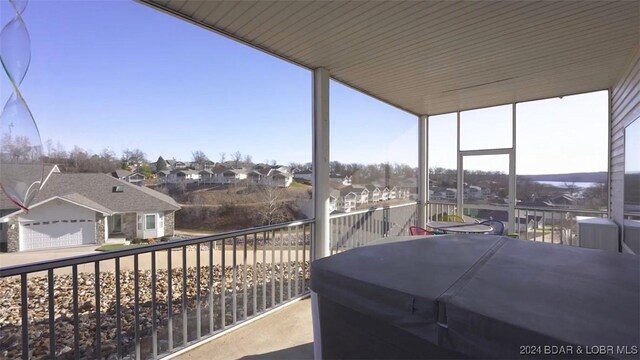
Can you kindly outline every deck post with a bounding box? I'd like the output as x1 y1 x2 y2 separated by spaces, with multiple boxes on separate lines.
418 115 428 227
312 67 330 260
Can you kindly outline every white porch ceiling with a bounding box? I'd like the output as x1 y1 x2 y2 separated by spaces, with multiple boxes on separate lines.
142 0 640 116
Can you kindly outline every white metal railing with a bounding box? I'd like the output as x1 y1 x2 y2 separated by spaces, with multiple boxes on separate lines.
0 220 313 360
425 201 458 221
514 207 608 245
329 202 419 254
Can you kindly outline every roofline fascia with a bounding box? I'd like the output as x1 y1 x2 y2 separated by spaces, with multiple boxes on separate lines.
422 88 611 118
0 195 113 221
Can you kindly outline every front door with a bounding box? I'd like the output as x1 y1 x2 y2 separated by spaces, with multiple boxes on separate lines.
112 214 123 233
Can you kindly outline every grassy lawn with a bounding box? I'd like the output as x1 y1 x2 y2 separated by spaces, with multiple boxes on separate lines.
290 181 310 188
95 243 145 251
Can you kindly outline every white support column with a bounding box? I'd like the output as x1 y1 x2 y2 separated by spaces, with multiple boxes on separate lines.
456 111 463 215
509 103 517 233
418 115 428 227
312 68 330 260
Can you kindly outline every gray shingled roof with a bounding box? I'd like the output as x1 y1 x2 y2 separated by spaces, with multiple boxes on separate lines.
3 173 180 214
111 169 133 178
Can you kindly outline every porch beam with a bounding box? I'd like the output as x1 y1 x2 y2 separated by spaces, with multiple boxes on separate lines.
418 115 428 227
312 68 330 260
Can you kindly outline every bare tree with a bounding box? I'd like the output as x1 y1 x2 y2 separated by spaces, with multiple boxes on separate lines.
244 154 253 167
257 185 287 225
121 148 147 168
192 150 209 170
219 152 226 163
231 150 242 168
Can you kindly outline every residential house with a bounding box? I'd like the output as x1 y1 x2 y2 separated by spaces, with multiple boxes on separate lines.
246 170 264 184
366 185 381 202
265 169 293 187
467 185 483 200
352 185 369 205
109 169 145 186
389 186 397 200
293 169 312 182
330 174 351 186
0 168 180 252
223 169 247 184
380 187 390 201
157 170 171 183
199 169 214 184
167 169 200 184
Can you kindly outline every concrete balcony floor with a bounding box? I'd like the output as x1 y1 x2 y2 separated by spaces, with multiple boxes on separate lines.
176 297 313 360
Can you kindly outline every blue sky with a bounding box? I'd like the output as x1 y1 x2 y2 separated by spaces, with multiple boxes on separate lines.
5 0 417 167
3 0 608 173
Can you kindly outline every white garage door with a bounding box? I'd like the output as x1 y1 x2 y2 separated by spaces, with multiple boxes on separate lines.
20 219 96 251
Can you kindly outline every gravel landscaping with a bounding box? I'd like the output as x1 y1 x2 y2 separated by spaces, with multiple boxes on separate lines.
0 261 310 359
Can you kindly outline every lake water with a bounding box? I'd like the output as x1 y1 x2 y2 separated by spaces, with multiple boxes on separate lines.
535 181 599 188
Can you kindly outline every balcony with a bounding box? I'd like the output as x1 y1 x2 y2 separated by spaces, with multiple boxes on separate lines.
1 0 639 359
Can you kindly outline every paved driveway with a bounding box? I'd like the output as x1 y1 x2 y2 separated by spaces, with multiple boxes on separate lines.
0 244 100 269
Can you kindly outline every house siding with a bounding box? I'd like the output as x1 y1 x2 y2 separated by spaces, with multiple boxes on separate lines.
610 46 640 241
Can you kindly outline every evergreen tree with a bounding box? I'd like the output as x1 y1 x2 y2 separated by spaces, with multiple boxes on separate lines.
157 156 168 171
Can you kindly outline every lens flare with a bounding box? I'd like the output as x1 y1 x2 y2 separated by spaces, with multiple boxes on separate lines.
0 0 43 210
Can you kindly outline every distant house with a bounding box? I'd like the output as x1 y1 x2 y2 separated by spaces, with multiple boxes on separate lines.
467 185 482 199
223 169 247 184
265 169 293 187
246 170 264 184
366 185 381 202
199 169 214 184
109 169 145 186
330 174 351 186
352 185 369 205
389 186 397 200
381 187 390 201
157 170 171 183
293 169 312 182
168 169 200 184
0 168 180 252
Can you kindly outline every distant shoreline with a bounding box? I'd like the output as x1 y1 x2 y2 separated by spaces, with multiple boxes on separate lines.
519 171 607 183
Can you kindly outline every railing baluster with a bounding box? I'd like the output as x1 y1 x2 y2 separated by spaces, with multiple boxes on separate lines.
134 254 140 360
209 241 214 334
0 220 319 360
525 210 530 240
221 239 226 330
73 266 79 360
232 237 237 324
48 269 55 360
95 261 101 360
182 246 187 344
21 273 28 360
243 234 248 320
196 244 201 339
295 226 299 296
262 231 267 312
302 224 307 291
551 212 555 244
271 230 275 307
252 233 257 316
167 250 173 351
115 258 121 359
279 228 284 304
287 227 292 300
152 251 158 359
